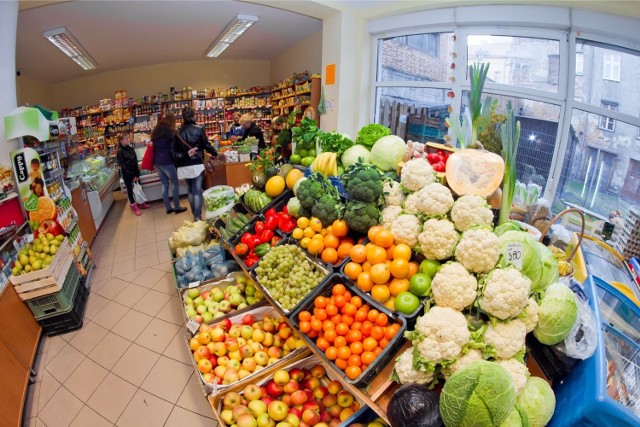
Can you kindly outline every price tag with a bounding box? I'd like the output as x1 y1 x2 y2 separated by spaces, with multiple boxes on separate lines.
186 318 200 335
188 281 201 289
505 242 524 270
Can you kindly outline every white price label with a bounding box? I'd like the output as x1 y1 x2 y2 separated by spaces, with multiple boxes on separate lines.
188 281 201 289
505 242 524 270
186 318 200 334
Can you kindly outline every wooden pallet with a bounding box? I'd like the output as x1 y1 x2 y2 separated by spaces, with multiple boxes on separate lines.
10 240 74 301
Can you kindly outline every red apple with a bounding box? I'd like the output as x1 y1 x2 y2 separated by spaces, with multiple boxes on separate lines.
208 354 218 368
313 386 328 400
320 411 332 423
302 369 312 380
220 318 232 331
329 419 341 427
232 405 250 421
304 390 315 402
303 377 320 390
290 390 308 406
217 356 229 367
263 321 275 333
239 344 254 359
261 396 274 407
223 391 242 409
210 328 225 342
289 368 304 383
38 220 64 237
242 357 257 372
326 380 342 395
267 400 290 422
310 365 326 379
322 394 337 408
197 358 212 373
267 347 283 359
339 407 354 422
225 338 239 352
283 380 300 394
336 390 354 408
282 393 292 407
214 365 227 379
328 404 342 418
279 327 292 340
212 342 227 357
301 408 321 425
260 386 268 398
242 314 255 325
350 401 361 412
244 384 262 401
289 408 302 418
195 345 211 360
266 381 283 398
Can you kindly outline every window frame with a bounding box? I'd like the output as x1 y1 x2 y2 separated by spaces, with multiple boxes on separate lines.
598 101 618 131
575 52 584 75
603 51 621 81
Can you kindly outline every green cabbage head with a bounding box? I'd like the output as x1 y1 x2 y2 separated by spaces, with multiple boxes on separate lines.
535 242 559 295
440 360 516 427
494 220 525 236
533 283 578 345
498 408 526 427
369 135 407 171
499 231 544 294
515 377 556 427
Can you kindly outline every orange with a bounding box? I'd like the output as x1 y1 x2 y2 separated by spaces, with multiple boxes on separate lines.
341 315 354 326
363 337 378 352
335 358 348 371
350 341 364 356
342 237 355 246
307 239 324 256
332 283 346 296
337 242 354 260
330 314 342 325
298 311 311 322
347 355 362 367
356 273 373 292
388 278 410 296
349 245 367 263
29 197 57 223
370 264 391 285
344 262 362 281
324 234 340 250
334 295 346 309
386 244 396 260
326 304 338 317
408 261 419 278
346 330 362 344
321 248 339 264
346 365 362 380
343 291 352 302
351 296 363 308
299 321 311 333
384 297 396 311
392 243 412 261
368 225 383 242
361 351 376 365
332 220 349 237
375 313 389 327
390 259 410 279
367 309 380 322
336 323 349 336
374 229 394 248
337 346 351 360
362 261 372 272
325 346 338 360
316 337 330 351
324 329 337 343
371 326 385 341
351 321 362 331
385 323 401 339
334 336 347 348
366 246 388 265
314 296 327 309
374 347 383 356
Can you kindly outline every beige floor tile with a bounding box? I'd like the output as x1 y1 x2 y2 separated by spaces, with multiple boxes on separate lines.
155 230 171 242
163 331 192 365
111 309 153 341
134 253 159 271
154 221 175 233
115 389 173 427
155 239 170 252
99 243 117 255
132 267 166 288
84 293 110 320
94 277 130 300
39 386 84 427
59 326 81 342
135 317 181 354
88 332 132 370
69 321 109 355
176 373 212 417
152 261 174 273
111 259 135 276
64 358 108 402
87 373 137 424
96 252 115 266
112 344 160 386
88 278 109 293
152 272 177 295
155 296 184 325
117 269 145 283
135 242 158 258
70 405 114 427
91 264 113 282
157 250 172 263
112 283 148 308
164 406 215 427
131 289 171 316
91 301 130 330
38 369 61 411
115 242 136 253
135 234 157 248
46 343 85 383
113 248 135 264
140 355 193 403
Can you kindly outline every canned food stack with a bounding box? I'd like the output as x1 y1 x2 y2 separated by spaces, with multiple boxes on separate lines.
612 208 640 260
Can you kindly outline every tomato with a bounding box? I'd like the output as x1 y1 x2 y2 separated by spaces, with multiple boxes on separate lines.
427 153 440 164
433 161 446 172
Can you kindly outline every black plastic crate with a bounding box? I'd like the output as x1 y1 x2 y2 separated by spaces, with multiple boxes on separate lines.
213 202 258 242
41 279 89 337
526 334 577 382
228 222 286 271
28 263 82 320
289 273 407 388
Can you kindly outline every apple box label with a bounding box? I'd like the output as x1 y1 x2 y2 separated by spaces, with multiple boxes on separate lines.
188 281 200 289
505 242 524 270
187 318 200 334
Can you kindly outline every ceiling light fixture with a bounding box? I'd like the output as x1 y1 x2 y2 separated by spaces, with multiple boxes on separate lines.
206 14 258 58
43 27 97 70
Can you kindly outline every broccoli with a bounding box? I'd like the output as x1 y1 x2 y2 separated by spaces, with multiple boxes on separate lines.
312 194 344 227
344 200 380 234
344 162 383 203
296 176 323 209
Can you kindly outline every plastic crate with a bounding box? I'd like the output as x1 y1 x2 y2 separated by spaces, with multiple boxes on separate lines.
40 279 89 337
228 223 286 271
213 203 258 242
27 263 82 320
289 273 407 388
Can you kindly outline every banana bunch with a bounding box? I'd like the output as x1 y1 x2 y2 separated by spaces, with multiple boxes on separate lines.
311 152 338 177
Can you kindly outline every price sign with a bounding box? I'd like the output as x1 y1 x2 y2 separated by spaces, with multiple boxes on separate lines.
188 281 201 289
505 242 524 270
186 318 200 335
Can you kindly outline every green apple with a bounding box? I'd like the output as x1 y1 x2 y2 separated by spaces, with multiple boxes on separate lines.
187 288 200 299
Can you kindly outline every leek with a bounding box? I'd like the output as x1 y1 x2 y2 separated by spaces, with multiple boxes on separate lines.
498 101 521 225
468 62 491 144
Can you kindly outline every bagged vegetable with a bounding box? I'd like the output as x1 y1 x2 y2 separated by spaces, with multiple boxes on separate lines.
210 260 240 277
184 266 204 282
174 252 194 275
169 220 208 250
554 279 597 360
176 244 206 258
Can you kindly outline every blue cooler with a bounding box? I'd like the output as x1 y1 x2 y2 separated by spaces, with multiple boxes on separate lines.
550 275 640 427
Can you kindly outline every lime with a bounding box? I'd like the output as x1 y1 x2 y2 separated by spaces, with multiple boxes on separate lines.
297 149 309 158
419 259 441 278
395 292 420 314
289 154 302 165
409 273 432 297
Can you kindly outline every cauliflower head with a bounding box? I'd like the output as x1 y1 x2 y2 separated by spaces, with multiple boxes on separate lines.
519 297 540 333
393 346 435 385
432 262 478 311
455 227 501 273
409 306 470 370
383 180 406 207
496 359 530 393
442 349 483 380
381 205 403 229
391 214 422 248
484 318 527 359
400 158 436 192
479 267 532 320
450 195 495 232
418 218 459 260
404 183 454 217
402 191 421 215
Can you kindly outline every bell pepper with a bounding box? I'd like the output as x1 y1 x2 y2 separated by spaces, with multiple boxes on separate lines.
240 232 253 246
277 213 294 231
234 243 249 256
265 208 277 219
250 235 262 249
255 243 272 257
260 229 275 244
282 205 289 215
265 215 278 231
254 220 265 234
245 255 259 268
271 236 282 246
279 219 296 234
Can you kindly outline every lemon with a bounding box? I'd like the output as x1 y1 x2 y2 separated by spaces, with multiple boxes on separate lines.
300 237 311 249
309 217 323 232
265 176 285 197
291 228 304 240
303 227 316 239
296 217 310 229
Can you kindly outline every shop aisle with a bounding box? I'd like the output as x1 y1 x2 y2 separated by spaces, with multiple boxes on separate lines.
22 199 217 427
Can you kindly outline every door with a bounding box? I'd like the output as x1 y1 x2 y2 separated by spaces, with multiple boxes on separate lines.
621 159 640 203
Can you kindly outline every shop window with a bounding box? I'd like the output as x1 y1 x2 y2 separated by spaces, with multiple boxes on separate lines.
599 101 618 132
603 52 621 81
576 52 584 76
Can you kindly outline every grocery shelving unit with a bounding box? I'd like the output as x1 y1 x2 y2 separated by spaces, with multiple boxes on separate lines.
270 75 321 147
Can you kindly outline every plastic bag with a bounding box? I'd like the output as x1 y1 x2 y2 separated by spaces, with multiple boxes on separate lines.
554 279 598 360
132 182 147 204
174 252 194 275
169 221 209 250
210 260 240 277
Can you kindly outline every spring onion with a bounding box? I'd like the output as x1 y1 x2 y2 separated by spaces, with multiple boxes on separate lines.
498 101 521 225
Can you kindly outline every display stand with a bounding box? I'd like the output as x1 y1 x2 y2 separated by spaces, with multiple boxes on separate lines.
87 169 119 229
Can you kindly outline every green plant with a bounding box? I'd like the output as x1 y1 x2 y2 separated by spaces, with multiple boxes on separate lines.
291 117 319 150
498 101 521 226
246 148 276 174
476 99 506 155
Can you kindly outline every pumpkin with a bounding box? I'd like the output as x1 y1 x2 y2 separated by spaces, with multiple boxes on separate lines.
445 149 505 197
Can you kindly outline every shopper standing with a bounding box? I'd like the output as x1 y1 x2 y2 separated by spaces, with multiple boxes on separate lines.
227 112 244 142
239 113 266 150
174 106 217 221
116 133 150 216
151 119 187 214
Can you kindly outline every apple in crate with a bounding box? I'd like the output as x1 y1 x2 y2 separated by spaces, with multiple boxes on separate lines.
244 384 262 401
248 400 268 417
267 401 289 422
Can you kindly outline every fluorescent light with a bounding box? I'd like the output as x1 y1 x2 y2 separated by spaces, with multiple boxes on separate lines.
43 27 97 70
206 14 258 58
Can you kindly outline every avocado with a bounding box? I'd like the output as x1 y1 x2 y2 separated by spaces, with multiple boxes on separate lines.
251 171 266 190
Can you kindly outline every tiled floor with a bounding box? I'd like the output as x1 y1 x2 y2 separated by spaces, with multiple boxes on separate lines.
23 199 217 427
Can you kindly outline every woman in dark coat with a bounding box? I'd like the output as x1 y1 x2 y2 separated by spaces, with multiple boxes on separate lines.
151 119 186 214
239 113 266 150
116 133 150 215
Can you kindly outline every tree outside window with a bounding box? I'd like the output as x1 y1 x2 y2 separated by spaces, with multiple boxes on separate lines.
599 101 618 131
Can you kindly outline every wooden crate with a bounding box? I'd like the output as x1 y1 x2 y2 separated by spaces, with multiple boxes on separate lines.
9 240 74 301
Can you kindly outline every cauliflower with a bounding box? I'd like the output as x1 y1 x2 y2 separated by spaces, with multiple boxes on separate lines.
431 262 478 311
455 227 501 273
402 191 421 215
484 318 527 359
383 180 405 207
402 183 454 217
479 267 532 320
519 297 540 333
381 205 403 229
442 349 483 379
391 214 422 248
393 346 435 385
496 359 530 393
400 158 436 192
408 306 470 371
417 218 459 260
450 195 495 232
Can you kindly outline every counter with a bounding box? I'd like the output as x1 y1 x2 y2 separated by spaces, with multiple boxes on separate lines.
87 169 119 230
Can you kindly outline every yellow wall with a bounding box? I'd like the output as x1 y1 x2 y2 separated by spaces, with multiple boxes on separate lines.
270 31 322 83
16 75 52 109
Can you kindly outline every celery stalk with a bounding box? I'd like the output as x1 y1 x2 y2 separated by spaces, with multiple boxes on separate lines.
498 101 521 225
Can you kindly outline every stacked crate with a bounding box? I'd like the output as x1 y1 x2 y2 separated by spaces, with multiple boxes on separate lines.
612 208 640 260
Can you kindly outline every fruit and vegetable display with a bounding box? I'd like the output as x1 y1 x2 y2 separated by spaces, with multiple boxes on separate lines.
290 117 320 167
292 217 359 265
253 244 329 311
217 210 253 241
173 243 240 287
169 220 211 256
183 274 265 324
216 360 362 427
11 233 65 276
189 308 304 386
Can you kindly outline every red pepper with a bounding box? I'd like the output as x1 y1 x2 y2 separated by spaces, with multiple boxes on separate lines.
234 243 249 256
260 229 275 244
282 205 289 215
265 215 278 231
250 235 262 248
280 219 296 234
277 213 293 231
245 256 258 268
271 236 282 246
265 208 277 219
254 220 265 234
240 232 253 246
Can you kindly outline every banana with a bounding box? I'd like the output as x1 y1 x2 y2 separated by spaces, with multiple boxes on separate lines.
315 153 328 175
312 152 339 176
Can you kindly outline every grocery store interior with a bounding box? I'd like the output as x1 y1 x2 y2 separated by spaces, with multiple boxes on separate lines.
2 1 640 427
